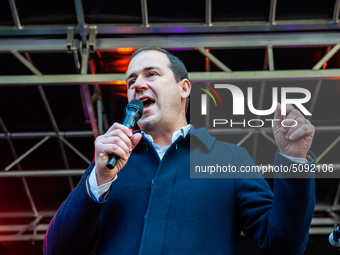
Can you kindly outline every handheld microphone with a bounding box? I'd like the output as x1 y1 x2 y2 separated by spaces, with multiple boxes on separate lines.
106 99 143 170
329 225 340 247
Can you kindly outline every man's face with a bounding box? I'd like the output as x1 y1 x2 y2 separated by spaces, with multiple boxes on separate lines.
126 50 183 132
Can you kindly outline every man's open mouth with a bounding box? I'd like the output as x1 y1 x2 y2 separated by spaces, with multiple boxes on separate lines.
140 98 155 109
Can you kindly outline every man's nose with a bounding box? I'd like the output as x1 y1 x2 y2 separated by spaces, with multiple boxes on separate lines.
133 76 148 92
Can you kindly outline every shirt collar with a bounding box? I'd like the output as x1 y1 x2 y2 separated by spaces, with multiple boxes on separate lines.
142 124 191 145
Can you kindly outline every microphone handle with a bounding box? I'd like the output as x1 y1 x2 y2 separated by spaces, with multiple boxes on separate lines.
106 120 134 170
105 101 142 170
106 154 120 170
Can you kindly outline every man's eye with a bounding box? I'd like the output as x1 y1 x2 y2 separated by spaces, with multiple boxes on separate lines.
128 80 135 87
148 71 157 77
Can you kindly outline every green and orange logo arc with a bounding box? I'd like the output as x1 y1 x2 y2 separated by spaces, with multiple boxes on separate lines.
198 84 223 106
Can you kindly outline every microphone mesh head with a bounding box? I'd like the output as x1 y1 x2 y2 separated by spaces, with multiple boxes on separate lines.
126 99 144 116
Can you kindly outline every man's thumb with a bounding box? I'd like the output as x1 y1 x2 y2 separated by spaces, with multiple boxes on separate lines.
131 133 142 150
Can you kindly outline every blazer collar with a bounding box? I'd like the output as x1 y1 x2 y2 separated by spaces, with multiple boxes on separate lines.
189 127 215 150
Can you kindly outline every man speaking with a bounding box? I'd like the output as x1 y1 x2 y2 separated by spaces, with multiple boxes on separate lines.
44 47 316 255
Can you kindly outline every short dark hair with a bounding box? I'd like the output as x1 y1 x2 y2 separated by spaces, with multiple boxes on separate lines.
130 46 189 82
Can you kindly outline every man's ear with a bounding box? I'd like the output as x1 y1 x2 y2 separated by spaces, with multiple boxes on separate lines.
180 79 191 100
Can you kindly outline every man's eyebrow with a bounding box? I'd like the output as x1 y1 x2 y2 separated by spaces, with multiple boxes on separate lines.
126 66 161 82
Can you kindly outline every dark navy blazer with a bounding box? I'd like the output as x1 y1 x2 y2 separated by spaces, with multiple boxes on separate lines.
44 128 315 255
